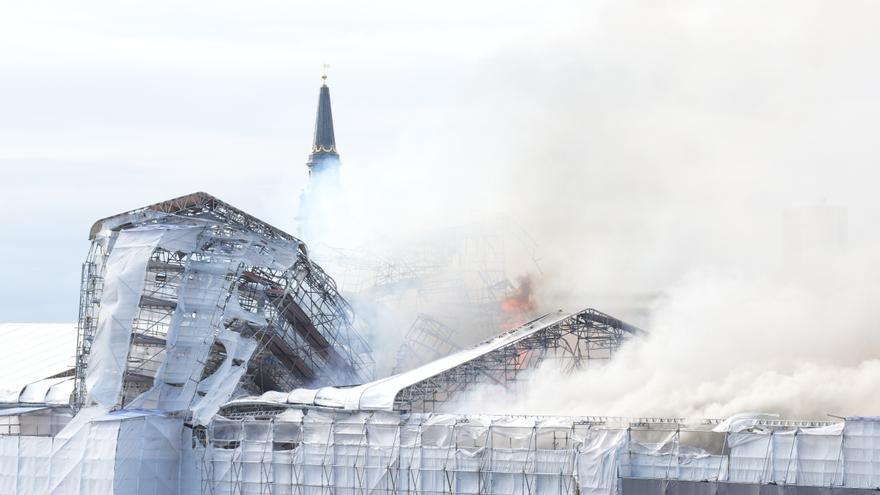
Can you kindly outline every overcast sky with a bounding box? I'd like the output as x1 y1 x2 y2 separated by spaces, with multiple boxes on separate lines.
2 1 880 322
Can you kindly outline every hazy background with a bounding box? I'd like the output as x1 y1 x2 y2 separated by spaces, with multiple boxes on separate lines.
2 0 880 417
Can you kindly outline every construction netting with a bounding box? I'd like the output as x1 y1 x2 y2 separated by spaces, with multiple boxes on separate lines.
194 412 880 495
3 411 880 493
0 408 187 495
78 214 374 423
201 409 623 495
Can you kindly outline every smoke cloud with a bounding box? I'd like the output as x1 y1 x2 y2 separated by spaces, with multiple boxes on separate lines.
304 0 880 418
451 248 880 419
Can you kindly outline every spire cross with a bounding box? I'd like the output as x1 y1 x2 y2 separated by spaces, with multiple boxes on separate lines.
322 64 330 85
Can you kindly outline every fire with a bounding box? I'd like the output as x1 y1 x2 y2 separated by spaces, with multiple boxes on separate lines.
500 274 536 329
501 274 535 313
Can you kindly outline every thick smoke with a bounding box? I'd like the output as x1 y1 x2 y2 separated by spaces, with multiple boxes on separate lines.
477 0 880 419
452 248 880 419
297 0 880 417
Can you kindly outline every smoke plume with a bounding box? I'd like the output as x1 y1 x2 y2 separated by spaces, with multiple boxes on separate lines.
312 1 880 418
452 247 880 419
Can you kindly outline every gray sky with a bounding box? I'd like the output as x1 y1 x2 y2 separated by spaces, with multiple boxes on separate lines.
2 0 880 323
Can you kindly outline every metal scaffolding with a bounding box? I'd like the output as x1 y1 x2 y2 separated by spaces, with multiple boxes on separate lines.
393 309 642 413
196 408 846 495
392 314 461 374
315 221 541 380
73 192 374 413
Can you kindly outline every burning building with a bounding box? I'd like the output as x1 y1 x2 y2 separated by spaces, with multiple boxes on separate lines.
0 191 378 492
292 72 544 374
3 78 880 495
2 193 880 495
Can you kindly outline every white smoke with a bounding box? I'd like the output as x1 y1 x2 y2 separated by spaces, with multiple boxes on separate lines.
288 0 880 416
450 245 880 419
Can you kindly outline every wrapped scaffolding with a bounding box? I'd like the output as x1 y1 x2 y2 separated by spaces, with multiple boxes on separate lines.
1 406 869 495
196 409 874 495
201 409 625 495
73 192 374 422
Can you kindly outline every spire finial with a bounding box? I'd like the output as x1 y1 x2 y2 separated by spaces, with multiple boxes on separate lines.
322 64 330 86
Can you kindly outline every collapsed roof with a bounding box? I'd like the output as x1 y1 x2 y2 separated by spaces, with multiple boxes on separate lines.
224 308 643 414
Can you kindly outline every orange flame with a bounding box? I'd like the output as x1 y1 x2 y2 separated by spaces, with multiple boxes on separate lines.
500 275 536 329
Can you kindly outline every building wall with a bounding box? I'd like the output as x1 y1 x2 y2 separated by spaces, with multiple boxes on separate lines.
621 478 877 495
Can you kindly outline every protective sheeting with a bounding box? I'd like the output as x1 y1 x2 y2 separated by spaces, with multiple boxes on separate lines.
843 417 880 489
78 194 374 421
1 377 74 408
0 191 386 493
622 431 728 482
285 311 574 411
0 408 182 495
111 412 183 494
616 417 856 489
43 380 75 406
0 324 76 403
620 477 877 495
86 223 274 420
85 228 169 407
19 378 74 405
123 227 290 421
0 407 72 437
128 227 230 412
726 423 846 486
193 414 880 494
188 327 258 425
201 409 626 495
713 412 782 433
6 414 880 493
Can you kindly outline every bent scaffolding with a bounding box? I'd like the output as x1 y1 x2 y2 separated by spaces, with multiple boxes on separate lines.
74 192 374 418
392 314 461 374
227 308 643 415
392 308 642 412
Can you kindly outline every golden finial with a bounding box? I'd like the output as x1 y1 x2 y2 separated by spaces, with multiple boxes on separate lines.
322 64 330 85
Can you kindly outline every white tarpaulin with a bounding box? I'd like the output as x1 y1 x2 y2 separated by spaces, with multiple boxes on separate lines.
193 414 880 495
85 228 168 407
727 422 845 486
202 410 627 495
0 408 182 495
843 416 880 489
7 413 880 494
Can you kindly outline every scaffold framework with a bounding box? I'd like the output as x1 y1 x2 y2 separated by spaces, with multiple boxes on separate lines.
393 308 642 413
73 192 374 416
392 314 461 374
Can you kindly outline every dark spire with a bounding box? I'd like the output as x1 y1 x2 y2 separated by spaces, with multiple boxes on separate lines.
306 67 340 179
311 69 337 155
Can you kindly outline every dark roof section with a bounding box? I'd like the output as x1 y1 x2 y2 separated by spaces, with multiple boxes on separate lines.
312 84 337 154
88 191 302 245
